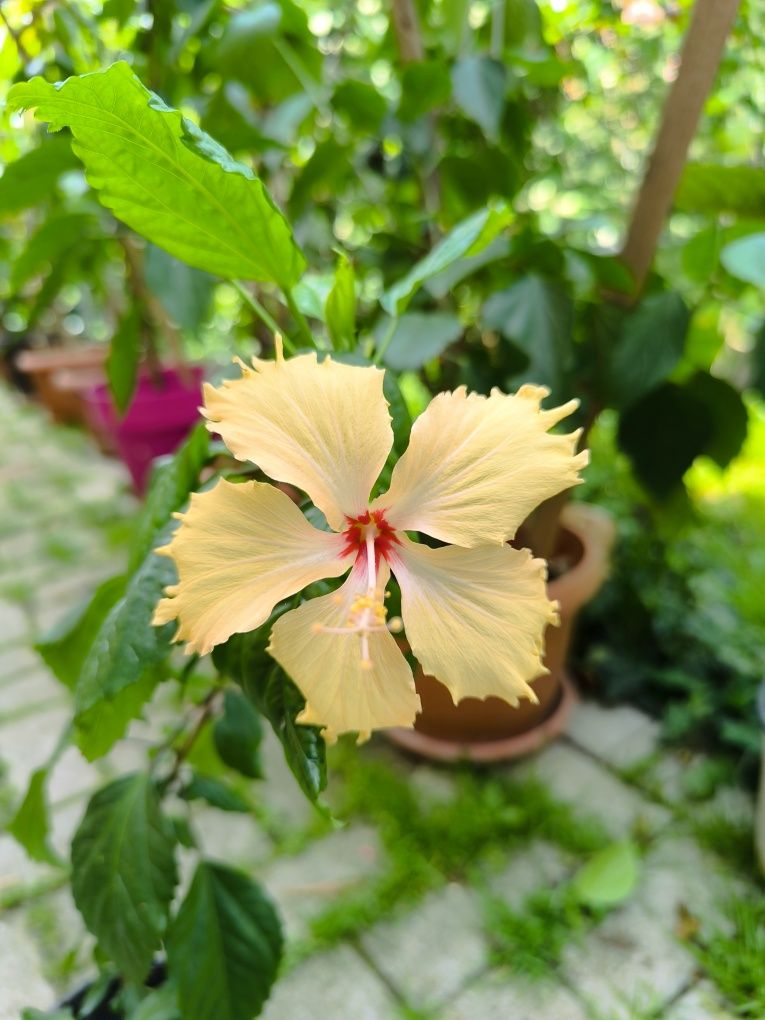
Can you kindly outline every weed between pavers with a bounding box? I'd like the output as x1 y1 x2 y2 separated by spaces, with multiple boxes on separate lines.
689 896 765 1018
293 745 608 964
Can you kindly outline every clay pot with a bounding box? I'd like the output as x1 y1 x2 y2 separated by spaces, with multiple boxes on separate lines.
386 503 615 762
84 365 205 494
15 345 108 422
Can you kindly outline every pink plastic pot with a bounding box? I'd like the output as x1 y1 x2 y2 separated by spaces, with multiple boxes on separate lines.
85 366 205 494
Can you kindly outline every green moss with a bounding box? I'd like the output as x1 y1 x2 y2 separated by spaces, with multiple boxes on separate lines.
691 897 765 1017
691 814 760 883
484 886 586 979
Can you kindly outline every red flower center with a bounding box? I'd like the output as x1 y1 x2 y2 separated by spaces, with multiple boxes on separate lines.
341 508 400 563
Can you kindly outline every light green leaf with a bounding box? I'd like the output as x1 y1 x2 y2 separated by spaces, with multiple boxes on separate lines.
482 274 572 395
8 768 63 867
377 312 462 371
167 861 282 1020
129 425 210 574
571 840 639 909
720 233 765 289
0 135 80 215
451 55 507 139
325 253 356 351
381 201 512 316
607 292 689 409
71 773 178 982
8 62 305 286
107 305 142 415
676 163 765 218
73 524 178 759
213 689 264 780
36 574 127 692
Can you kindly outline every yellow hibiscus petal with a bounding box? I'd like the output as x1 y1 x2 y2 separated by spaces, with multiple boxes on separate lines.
268 562 420 740
389 537 559 705
202 347 393 531
153 479 353 656
373 384 588 546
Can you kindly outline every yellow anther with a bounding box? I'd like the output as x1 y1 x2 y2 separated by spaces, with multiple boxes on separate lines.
387 616 403 634
384 590 391 599
311 622 324 635
360 658 374 671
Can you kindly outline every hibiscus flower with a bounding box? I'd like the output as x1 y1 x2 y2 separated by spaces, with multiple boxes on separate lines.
153 341 587 741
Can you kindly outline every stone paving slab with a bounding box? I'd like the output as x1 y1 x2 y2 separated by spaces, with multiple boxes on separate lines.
441 974 589 1020
516 741 671 838
261 944 400 1020
0 916 55 1020
360 882 488 1009
565 699 661 770
666 981 737 1019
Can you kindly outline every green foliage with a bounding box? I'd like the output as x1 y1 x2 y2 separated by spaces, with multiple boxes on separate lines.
71 773 178 982
107 305 142 414
570 841 639 909
0 135 80 214
720 233 765 289
691 897 765 1017
379 312 463 371
8 768 63 867
167 861 282 1020
213 689 264 780
324 253 356 352
8 62 305 287
180 773 252 814
484 888 584 978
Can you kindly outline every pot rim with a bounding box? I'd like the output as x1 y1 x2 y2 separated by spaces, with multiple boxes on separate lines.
549 502 616 618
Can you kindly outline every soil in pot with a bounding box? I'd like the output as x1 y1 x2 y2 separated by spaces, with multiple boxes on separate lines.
386 503 615 763
85 365 205 494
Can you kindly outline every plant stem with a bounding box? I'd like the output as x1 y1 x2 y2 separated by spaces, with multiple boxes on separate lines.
232 280 297 353
284 288 317 349
0 7 30 64
161 688 222 793
373 317 398 365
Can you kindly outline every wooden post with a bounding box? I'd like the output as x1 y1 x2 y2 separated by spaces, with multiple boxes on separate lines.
620 0 742 294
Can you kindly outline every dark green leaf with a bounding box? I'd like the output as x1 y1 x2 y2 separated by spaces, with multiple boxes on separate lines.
214 623 326 804
685 372 748 468
8 768 63 867
128 984 180 1020
180 773 252 813
617 382 713 498
71 774 178 982
332 79 387 132
398 61 452 122
9 63 305 286
720 233 765 288
752 321 765 396
607 292 689 409
74 525 178 759
424 235 509 299
145 245 217 332
378 312 462 371
571 841 639 908
213 689 264 780
102 0 137 28
167 861 282 1020
129 425 210 573
10 212 99 293
482 274 572 395
675 163 765 218
325 253 356 351
451 56 507 139
36 574 127 692
107 305 142 415
381 202 512 316
288 138 353 218
0 136 80 215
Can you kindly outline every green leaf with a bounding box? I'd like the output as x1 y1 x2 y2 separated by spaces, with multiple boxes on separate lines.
145 244 217 332
36 574 127 691
8 62 305 286
180 773 252 814
424 235 509 299
381 202 512 316
129 425 210 573
377 312 462 371
8 768 63 867
107 305 142 415
451 55 507 140
167 861 282 1020
71 774 178 982
685 371 748 468
752 320 765 397
571 841 639 909
128 984 180 1020
398 61 452 122
74 524 178 759
21 1009 73 1020
332 79 387 132
10 212 99 293
720 233 765 289
0 135 80 215
617 382 713 498
482 274 572 395
325 253 356 351
213 689 264 780
676 163 765 218
214 624 326 804
607 292 690 409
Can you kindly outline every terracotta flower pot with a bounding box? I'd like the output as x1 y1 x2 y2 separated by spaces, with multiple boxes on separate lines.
15 345 108 423
386 503 615 762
